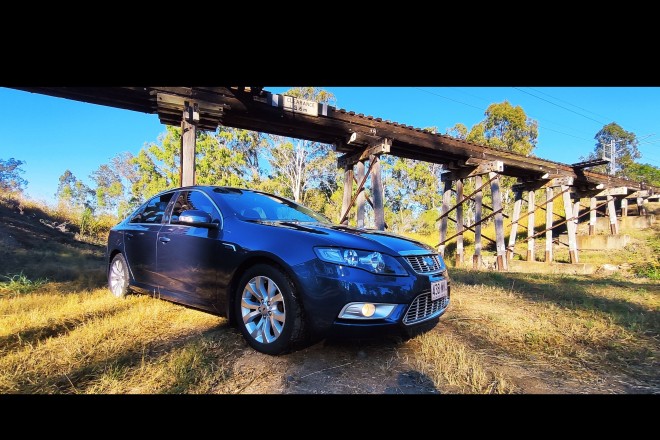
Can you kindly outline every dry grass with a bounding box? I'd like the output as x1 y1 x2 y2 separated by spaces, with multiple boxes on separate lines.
406 331 514 394
0 285 242 393
442 269 659 388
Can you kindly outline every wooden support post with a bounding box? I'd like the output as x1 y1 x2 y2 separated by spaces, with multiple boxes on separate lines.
545 187 553 263
562 186 578 263
637 197 645 215
356 160 365 228
455 179 464 267
589 197 597 235
489 172 507 271
473 175 483 269
341 164 354 226
507 191 523 261
180 118 196 187
573 199 581 238
370 155 385 231
621 198 628 217
607 195 618 235
526 190 536 262
439 180 452 257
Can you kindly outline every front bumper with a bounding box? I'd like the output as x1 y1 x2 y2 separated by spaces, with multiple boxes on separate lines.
294 259 450 338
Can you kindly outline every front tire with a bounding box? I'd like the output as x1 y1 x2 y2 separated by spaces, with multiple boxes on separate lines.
108 253 130 298
234 264 307 355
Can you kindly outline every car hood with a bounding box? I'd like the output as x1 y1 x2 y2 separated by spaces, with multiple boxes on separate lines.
248 220 437 255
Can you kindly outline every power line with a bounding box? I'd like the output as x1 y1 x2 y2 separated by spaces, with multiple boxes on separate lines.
449 87 493 103
416 87 660 166
452 87 599 141
421 87 596 143
414 87 484 111
539 125 593 142
525 87 660 148
527 87 613 122
513 87 607 126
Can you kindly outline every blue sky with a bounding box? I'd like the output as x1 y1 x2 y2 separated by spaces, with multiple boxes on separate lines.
1 87 660 203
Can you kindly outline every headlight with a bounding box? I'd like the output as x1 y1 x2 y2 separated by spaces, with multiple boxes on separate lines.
314 247 408 275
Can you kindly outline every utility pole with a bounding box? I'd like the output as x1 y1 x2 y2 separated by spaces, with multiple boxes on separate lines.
609 139 616 175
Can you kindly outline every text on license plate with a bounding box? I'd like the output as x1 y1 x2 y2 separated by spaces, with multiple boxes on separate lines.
431 280 448 301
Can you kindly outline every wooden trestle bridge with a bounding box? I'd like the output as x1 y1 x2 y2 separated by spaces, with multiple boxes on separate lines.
12 87 659 271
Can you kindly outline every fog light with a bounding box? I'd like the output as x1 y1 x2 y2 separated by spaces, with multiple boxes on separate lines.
361 303 376 317
338 302 396 320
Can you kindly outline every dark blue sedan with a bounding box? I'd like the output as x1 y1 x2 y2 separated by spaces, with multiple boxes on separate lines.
106 186 450 355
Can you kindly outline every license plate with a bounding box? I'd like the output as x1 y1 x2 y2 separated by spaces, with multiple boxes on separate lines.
431 280 448 301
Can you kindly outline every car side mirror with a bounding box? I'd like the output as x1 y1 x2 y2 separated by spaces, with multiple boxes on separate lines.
178 210 219 229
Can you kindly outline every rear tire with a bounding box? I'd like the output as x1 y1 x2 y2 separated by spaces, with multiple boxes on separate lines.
234 264 307 355
108 253 130 298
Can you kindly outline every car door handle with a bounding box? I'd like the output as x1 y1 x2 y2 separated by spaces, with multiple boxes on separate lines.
125 233 134 239
159 237 171 243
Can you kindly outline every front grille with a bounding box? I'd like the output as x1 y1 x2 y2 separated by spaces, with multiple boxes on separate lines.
403 292 449 325
404 254 442 274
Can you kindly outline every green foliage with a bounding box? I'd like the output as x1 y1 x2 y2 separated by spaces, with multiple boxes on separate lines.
446 123 468 140
262 88 339 205
195 130 247 187
0 158 28 193
633 225 660 279
283 87 336 106
90 164 124 213
466 123 487 145
128 126 256 201
634 263 660 280
78 207 94 238
0 272 48 296
130 126 181 199
219 127 268 183
56 170 93 209
626 162 660 187
392 158 442 211
268 139 337 203
443 101 539 222
582 122 640 177
414 209 441 235
479 101 538 155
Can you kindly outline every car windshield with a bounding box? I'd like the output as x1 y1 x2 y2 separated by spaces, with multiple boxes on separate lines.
214 188 331 223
